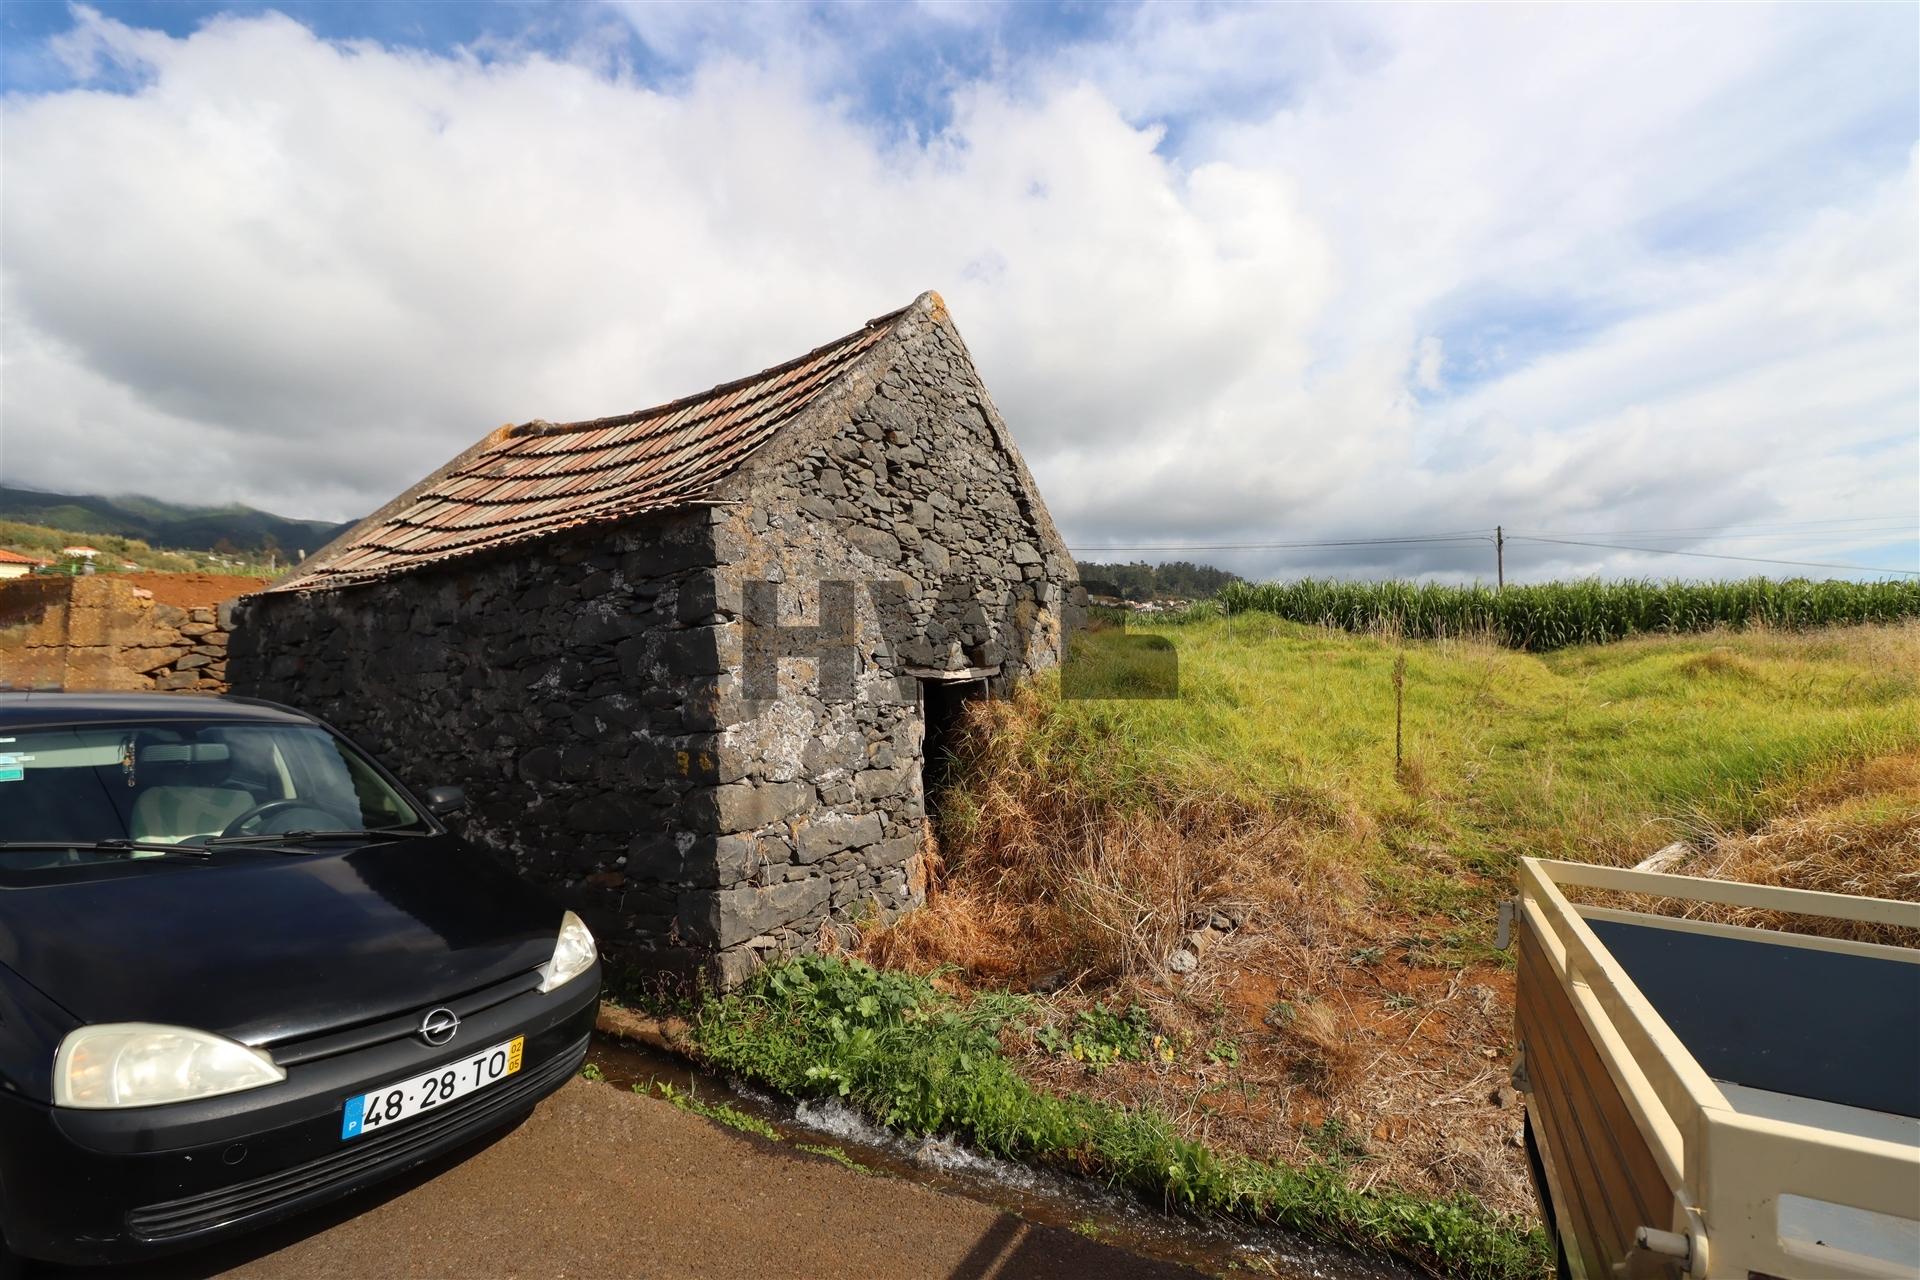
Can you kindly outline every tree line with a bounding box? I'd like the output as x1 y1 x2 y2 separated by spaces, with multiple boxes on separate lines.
1076 560 1240 602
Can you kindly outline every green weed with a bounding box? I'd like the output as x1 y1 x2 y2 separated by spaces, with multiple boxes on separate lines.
692 954 1547 1280
794 1142 880 1176
648 1081 782 1142
1067 1003 1155 1068
1304 1118 1371 1166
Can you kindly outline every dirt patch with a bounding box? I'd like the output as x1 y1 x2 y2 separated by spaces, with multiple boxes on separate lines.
972 925 1532 1218
103 572 268 610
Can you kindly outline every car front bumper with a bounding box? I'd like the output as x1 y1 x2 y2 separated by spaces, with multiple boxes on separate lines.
0 967 599 1266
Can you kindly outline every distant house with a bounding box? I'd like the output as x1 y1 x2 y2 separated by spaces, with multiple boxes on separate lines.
61 546 100 560
232 291 1077 986
0 549 48 580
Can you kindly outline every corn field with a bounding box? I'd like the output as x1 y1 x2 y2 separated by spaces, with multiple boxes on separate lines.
1214 577 1920 651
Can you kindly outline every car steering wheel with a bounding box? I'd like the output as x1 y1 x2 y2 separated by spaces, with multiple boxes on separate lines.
220 800 347 838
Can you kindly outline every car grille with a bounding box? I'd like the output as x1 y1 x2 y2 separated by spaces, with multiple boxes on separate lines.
267 970 542 1067
126 1033 587 1243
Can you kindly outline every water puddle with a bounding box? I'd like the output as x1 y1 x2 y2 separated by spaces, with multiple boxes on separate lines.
586 1034 1417 1280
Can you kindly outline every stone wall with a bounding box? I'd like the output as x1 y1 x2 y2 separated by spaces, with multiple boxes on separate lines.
0 576 237 692
690 302 1075 981
229 511 732 966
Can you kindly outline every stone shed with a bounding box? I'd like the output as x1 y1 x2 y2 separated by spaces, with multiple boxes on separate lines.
229 292 1076 984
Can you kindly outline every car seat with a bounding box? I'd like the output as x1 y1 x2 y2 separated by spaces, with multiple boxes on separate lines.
127 742 256 843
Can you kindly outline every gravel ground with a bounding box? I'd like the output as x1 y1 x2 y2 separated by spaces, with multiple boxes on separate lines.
40 1079 1198 1280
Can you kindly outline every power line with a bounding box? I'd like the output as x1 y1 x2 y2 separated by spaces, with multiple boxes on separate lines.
1068 534 1493 552
1529 528 1918 544
1067 520 1918 555
1506 535 1920 576
1517 514 1917 537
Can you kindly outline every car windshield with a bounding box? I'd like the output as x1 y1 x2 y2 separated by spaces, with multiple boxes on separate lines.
0 720 428 869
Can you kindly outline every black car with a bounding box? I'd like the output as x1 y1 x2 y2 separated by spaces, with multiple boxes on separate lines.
0 692 601 1270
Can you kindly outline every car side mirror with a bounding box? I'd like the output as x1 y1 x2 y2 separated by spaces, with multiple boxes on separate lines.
422 785 468 817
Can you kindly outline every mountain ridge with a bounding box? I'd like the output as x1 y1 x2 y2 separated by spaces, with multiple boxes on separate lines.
0 485 354 557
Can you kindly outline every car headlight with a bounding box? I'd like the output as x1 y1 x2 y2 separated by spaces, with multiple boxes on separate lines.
537 910 597 993
54 1023 285 1109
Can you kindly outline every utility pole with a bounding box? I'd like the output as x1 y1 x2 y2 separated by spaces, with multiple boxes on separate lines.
1496 526 1505 590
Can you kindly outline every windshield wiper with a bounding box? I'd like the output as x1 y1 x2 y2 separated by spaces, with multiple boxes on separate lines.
206 828 436 847
0 839 212 860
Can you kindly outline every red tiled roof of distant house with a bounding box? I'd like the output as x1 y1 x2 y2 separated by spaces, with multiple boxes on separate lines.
0 549 48 566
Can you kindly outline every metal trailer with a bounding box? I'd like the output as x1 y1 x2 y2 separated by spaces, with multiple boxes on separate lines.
1504 857 1920 1280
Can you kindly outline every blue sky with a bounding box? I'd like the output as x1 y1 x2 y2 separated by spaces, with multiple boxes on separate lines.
4 1 1138 134
1 1 1915 581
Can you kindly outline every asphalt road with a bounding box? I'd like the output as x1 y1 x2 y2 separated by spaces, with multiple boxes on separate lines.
50 1080 1199 1280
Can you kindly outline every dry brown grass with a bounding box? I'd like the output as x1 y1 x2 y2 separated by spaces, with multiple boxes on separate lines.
857 688 1536 1215
862 687 1360 986
1269 998 1360 1094
1673 752 1920 945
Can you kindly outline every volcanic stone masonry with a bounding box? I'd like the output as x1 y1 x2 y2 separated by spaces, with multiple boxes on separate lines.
229 292 1078 986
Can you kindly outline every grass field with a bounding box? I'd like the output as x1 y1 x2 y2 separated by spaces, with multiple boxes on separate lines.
855 615 1920 1247
951 614 1919 919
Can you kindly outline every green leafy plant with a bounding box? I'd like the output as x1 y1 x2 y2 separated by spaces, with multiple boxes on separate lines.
795 1142 880 1176
1029 1021 1065 1054
691 955 1548 1280
1205 1038 1241 1067
648 1081 782 1142
1064 1002 1156 1068
1304 1117 1372 1166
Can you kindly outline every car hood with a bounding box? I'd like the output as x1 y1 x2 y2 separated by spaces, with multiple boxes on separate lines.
0 835 562 1045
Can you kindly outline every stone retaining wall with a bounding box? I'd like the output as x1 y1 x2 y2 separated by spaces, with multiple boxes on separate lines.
0 576 236 692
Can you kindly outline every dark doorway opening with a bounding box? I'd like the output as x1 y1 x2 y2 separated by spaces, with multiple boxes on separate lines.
919 677 986 828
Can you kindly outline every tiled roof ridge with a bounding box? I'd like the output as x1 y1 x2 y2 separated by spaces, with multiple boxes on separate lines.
255 292 939 594
507 297 920 443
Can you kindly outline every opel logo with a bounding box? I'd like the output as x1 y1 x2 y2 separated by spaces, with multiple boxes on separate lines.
419 1007 460 1046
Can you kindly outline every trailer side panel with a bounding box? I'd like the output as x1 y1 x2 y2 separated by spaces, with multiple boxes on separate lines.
1517 918 1677 1279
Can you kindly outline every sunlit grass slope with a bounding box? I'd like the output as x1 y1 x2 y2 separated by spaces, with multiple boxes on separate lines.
931 616 1920 967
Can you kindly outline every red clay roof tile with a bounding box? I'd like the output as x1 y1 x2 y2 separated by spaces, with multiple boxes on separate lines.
270 299 914 592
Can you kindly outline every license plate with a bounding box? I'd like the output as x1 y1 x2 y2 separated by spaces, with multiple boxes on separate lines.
341 1036 523 1140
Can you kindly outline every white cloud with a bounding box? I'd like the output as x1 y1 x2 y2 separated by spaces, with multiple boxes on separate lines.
0 3 1914 582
